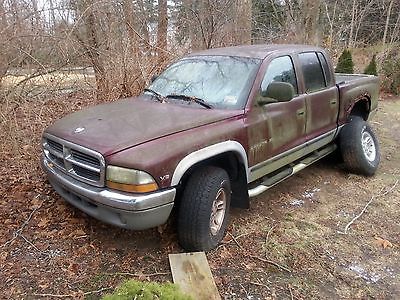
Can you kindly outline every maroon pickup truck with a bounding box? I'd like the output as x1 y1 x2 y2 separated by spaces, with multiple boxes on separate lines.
41 44 380 251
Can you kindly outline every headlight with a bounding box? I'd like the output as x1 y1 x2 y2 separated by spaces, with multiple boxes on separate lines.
106 166 158 193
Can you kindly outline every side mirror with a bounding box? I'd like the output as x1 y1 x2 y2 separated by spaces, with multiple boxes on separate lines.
258 81 295 105
150 74 158 83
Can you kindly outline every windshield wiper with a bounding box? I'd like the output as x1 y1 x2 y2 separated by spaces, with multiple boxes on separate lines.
166 94 213 109
143 88 166 103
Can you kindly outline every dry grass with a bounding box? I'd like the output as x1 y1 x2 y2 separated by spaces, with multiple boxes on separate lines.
0 92 399 299
0 70 96 101
2 72 95 88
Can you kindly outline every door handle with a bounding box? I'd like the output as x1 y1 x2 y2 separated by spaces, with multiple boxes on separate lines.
297 109 305 116
330 99 337 105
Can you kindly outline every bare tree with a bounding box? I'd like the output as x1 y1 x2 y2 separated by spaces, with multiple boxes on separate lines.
302 0 322 44
1 0 399 101
390 6 400 44
234 0 252 44
383 0 394 45
157 0 168 63
0 0 10 87
323 0 338 48
136 0 150 49
71 0 109 99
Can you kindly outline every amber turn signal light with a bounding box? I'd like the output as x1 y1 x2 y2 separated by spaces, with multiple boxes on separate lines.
106 181 158 193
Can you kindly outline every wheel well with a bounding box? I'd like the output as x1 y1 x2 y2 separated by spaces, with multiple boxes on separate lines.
176 152 249 209
350 98 370 121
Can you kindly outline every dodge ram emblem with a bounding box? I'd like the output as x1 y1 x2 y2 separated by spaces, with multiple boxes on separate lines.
74 127 85 134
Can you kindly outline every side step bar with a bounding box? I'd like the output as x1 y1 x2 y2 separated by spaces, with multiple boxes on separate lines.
248 144 337 198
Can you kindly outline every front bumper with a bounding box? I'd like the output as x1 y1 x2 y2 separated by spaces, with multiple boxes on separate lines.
41 156 175 230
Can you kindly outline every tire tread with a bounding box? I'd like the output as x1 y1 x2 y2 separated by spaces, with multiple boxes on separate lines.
177 166 230 251
339 116 380 176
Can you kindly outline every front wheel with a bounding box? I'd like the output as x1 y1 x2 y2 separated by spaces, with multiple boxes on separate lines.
339 116 380 176
177 166 231 251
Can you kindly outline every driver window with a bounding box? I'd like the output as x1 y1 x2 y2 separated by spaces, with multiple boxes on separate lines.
261 56 298 94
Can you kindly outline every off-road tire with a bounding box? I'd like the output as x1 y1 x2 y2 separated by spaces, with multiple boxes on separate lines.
177 166 231 251
339 116 380 176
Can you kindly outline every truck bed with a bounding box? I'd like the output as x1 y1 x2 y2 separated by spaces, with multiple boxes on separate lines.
335 73 379 125
335 73 373 85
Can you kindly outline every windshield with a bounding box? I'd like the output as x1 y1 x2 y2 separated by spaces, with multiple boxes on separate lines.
147 56 261 109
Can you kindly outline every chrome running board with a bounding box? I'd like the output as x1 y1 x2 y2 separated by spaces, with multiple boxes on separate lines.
248 144 337 198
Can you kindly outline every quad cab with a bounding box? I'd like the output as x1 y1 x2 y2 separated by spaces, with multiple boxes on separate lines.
41 44 380 250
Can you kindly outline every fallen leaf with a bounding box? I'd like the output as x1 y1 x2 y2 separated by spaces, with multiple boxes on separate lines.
68 262 79 275
37 218 48 228
39 283 49 289
0 251 8 263
30 197 42 209
68 229 86 238
374 236 393 249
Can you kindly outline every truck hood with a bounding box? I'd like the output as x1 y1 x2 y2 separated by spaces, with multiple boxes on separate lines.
45 96 242 156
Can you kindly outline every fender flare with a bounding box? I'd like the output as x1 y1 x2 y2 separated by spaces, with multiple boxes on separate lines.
346 95 371 119
170 141 249 186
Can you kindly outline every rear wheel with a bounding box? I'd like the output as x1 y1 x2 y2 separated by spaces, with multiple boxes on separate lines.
177 166 231 251
339 116 380 176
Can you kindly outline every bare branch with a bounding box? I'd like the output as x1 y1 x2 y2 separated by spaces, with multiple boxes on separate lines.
0 196 45 249
249 255 292 273
339 180 399 235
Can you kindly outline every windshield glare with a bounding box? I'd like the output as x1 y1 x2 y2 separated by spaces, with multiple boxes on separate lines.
147 56 261 109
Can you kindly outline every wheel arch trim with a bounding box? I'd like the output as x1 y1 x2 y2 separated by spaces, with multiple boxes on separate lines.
171 141 249 186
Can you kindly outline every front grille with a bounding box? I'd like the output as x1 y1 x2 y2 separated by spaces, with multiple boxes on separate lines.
71 149 100 167
47 139 63 153
42 134 105 187
49 153 64 167
73 165 100 181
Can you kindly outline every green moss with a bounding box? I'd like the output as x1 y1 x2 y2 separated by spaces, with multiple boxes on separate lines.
364 55 378 76
335 49 354 74
102 280 192 300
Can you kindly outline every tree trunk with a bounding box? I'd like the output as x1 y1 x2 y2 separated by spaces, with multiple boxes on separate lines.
235 0 252 44
74 0 108 99
383 0 394 45
284 0 298 41
303 0 321 45
123 0 145 95
324 0 338 48
157 0 168 63
136 0 150 50
183 0 204 50
86 11 108 99
48 0 56 33
0 0 10 88
348 0 357 47
390 5 400 44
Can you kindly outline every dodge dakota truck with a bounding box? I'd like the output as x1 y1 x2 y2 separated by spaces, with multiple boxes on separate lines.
41 44 380 251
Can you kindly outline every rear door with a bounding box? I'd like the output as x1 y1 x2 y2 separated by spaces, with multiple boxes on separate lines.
297 52 339 140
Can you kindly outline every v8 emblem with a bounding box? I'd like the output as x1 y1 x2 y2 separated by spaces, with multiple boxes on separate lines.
160 174 170 182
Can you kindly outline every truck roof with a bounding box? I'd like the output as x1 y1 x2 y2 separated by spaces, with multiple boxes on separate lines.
189 44 322 59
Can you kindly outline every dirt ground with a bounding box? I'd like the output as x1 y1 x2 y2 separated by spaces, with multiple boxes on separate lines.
0 94 399 299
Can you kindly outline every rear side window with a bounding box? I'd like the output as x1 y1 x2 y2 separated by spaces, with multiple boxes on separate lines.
299 52 326 93
317 52 332 86
261 56 298 94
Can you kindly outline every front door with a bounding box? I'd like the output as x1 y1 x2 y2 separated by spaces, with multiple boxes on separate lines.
246 55 307 181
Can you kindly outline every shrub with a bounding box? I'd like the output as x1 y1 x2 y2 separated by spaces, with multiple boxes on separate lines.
381 50 400 95
364 55 378 76
102 280 192 300
335 49 354 73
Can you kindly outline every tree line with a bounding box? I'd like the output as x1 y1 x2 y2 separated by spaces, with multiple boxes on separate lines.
0 0 399 99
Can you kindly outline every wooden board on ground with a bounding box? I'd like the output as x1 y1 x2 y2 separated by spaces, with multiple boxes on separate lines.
169 252 221 300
